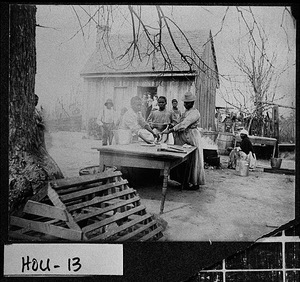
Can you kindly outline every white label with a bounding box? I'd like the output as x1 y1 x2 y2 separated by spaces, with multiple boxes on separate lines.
4 244 123 276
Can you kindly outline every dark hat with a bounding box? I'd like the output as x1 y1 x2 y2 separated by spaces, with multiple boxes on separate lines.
104 99 113 106
181 92 196 102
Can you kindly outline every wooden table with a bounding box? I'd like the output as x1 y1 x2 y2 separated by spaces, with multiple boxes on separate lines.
93 144 197 214
234 135 277 158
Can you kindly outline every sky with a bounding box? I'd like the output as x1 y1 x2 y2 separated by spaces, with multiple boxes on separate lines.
35 5 296 117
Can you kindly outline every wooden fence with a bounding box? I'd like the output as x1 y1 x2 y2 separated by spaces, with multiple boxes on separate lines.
279 115 296 143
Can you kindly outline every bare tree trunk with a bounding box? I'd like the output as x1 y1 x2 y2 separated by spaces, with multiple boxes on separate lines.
247 116 253 133
9 4 63 214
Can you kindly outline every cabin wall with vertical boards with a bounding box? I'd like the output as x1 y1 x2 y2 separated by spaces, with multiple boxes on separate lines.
195 38 218 131
82 76 196 127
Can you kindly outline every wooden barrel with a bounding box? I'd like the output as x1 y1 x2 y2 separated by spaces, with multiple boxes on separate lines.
216 132 234 155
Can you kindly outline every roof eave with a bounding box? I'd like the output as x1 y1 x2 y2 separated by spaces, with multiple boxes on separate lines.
80 70 197 78
209 30 220 87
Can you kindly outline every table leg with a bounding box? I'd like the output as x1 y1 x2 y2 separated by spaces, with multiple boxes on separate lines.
272 142 277 158
182 156 192 191
99 152 104 172
160 166 169 214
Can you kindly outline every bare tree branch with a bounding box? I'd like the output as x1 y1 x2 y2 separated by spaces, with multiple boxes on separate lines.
71 6 85 42
236 6 275 68
213 6 230 38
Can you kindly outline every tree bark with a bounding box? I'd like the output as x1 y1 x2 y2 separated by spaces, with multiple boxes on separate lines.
9 4 63 214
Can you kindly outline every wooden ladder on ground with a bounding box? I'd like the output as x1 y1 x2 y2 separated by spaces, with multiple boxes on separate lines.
9 170 164 242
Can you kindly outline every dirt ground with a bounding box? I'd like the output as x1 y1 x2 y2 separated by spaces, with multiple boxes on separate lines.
46 131 295 242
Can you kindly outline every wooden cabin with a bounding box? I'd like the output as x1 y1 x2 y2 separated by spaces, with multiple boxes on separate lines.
80 26 219 130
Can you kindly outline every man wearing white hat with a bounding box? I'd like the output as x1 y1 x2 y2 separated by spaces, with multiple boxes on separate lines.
165 91 205 189
228 128 256 169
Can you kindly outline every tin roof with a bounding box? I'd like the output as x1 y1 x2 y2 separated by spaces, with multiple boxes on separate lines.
80 29 218 76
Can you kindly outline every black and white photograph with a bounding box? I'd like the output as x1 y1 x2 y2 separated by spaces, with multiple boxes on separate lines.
3 3 299 281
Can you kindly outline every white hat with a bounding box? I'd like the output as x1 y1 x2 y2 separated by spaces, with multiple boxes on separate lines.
240 129 248 136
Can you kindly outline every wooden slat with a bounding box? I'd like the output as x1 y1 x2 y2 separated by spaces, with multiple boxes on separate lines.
60 180 128 202
76 196 141 223
13 226 31 233
29 185 48 202
57 178 125 195
82 205 145 234
56 182 103 195
116 220 158 242
102 199 122 205
67 188 136 212
44 219 60 225
10 216 82 241
139 226 164 242
23 200 68 222
9 230 43 241
91 213 153 241
50 171 122 190
47 184 81 231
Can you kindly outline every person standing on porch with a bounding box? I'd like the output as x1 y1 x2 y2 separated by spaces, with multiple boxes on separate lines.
151 95 159 111
145 93 153 119
170 98 182 126
165 91 205 189
97 98 116 146
169 98 182 143
141 94 147 118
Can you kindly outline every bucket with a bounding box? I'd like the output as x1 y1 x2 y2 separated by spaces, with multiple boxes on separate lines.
235 159 249 176
216 132 234 155
113 129 132 145
270 158 282 169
